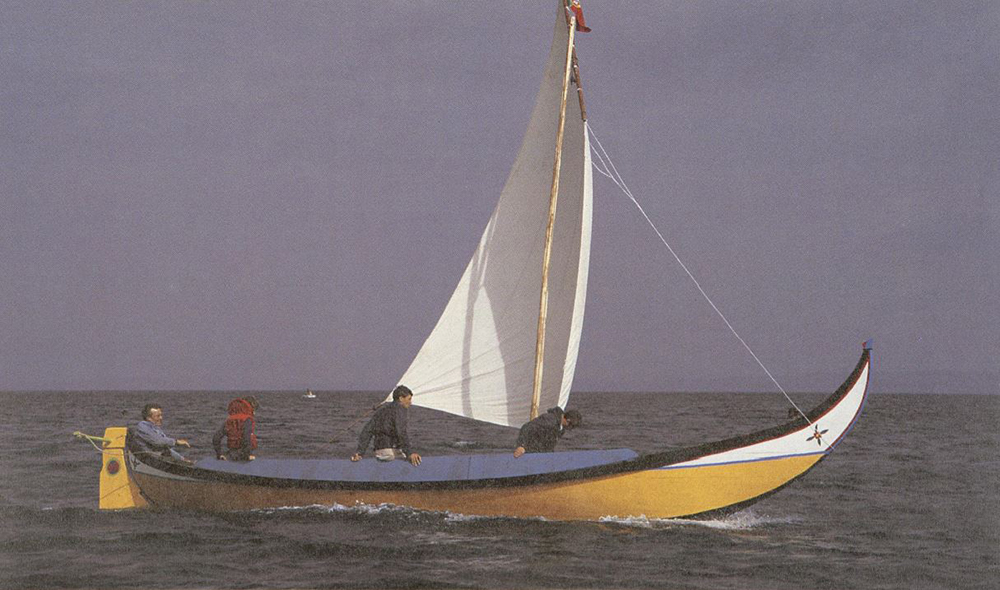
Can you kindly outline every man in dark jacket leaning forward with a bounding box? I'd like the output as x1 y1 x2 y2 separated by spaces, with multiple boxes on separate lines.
351 385 422 466
513 407 582 458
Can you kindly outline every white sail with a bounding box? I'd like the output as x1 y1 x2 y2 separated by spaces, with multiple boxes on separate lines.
395 3 592 428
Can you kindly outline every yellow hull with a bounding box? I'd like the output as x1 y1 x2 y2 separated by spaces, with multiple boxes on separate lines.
130 453 822 520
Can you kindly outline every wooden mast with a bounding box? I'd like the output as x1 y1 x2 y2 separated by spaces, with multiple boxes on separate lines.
572 49 587 121
530 15 577 420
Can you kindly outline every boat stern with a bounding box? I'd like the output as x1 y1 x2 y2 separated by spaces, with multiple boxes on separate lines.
98 427 148 510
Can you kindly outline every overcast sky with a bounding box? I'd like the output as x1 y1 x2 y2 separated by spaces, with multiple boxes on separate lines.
2 1 996 394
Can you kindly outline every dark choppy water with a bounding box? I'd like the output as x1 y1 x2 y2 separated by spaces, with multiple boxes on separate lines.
0 390 997 589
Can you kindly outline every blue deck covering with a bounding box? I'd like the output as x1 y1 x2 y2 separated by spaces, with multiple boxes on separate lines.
193 449 638 483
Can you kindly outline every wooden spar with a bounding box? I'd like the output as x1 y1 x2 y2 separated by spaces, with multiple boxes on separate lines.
562 3 587 120
530 16 577 421
572 50 587 121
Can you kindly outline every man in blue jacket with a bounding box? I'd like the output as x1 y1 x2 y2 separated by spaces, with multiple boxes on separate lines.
351 385 422 466
513 407 582 457
134 403 192 463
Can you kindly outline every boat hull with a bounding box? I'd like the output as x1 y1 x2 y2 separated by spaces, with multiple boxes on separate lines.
104 350 869 520
131 452 824 519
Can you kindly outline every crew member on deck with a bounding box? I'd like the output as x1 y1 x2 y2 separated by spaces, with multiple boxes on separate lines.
212 396 258 461
513 407 582 458
351 385 422 466
134 403 192 463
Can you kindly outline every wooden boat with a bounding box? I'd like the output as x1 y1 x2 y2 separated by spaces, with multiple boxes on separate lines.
93 1 871 520
98 350 868 518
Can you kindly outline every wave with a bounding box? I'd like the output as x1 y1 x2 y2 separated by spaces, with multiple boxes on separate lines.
257 502 416 517
598 509 796 530
245 501 792 532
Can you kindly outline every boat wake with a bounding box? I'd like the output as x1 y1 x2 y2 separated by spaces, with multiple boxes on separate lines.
599 510 797 530
256 502 543 523
259 502 418 518
253 503 794 530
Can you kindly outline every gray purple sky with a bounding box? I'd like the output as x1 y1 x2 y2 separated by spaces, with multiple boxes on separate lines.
2 1 997 394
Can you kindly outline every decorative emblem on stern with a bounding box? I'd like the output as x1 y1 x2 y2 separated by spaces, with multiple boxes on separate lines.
806 425 829 446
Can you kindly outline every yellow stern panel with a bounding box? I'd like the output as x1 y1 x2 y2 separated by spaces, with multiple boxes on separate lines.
99 427 148 510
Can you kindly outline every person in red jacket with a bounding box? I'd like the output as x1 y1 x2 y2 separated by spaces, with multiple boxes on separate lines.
212 396 258 461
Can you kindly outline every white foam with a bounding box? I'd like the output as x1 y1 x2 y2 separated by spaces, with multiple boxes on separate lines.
598 509 791 530
442 510 548 524
255 502 418 517
254 504 793 529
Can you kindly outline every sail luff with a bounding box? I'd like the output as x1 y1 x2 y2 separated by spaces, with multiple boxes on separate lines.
394 1 591 428
530 16 577 421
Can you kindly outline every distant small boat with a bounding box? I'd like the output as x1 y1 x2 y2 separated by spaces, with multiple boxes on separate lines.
303 390 316 399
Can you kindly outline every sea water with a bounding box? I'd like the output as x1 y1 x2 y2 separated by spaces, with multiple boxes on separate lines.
0 390 996 589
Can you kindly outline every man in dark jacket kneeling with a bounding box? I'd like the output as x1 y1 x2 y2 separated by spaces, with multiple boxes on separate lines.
351 385 422 466
513 407 582 458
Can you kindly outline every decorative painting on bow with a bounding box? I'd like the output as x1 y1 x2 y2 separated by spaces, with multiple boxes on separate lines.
807 425 829 446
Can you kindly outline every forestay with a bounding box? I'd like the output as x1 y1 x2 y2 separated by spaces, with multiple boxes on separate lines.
395 2 593 428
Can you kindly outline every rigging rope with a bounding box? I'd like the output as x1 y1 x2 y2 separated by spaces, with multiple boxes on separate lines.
73 431 112 453
586 122 813 426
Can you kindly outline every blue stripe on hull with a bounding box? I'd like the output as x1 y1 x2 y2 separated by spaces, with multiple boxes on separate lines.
656 450 828 470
